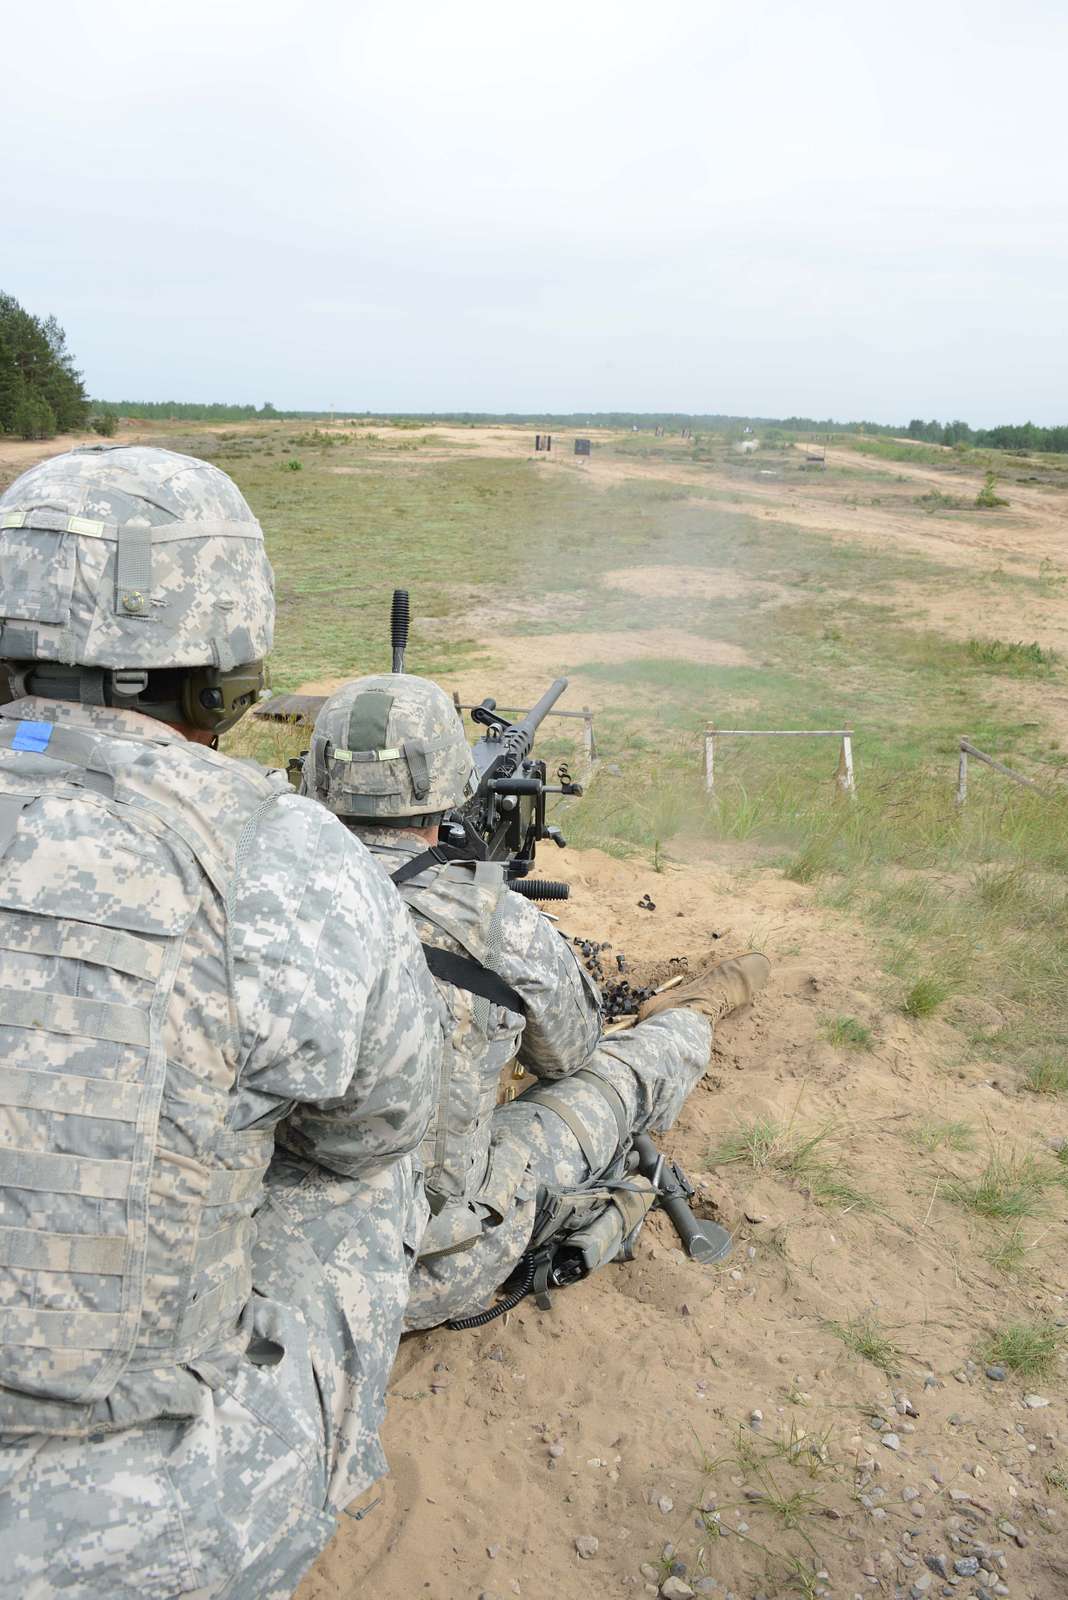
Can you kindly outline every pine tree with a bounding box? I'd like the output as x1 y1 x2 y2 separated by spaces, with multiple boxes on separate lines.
0 328 24 434
0 293 87 435
12 389 57 440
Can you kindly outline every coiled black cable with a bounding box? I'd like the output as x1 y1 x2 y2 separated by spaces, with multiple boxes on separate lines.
445 1254 536 1330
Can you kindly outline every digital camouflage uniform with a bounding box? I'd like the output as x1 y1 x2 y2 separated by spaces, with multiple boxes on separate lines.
352 828 710 1327
0 449 440 1600
304 675 711 1332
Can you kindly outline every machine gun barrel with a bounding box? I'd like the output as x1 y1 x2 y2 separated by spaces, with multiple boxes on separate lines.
496 677 569 768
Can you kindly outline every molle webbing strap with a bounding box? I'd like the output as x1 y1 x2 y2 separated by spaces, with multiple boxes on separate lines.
0 626 38 657
205 1164 270 1206
115 523 153 616
79 669 106 707
403 738 430 799
0 1307 124 1351
165 1265 251 1349
347 691 393 756
0 1147 130 1201
0 914 163 981
0 986 149 1048
479 880 510 1037
0 1065 141 1123
0 1226 126 1275
419 943 525 1015
0 719 111 781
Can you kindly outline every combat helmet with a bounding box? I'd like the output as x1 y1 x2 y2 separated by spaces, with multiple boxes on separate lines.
306 673 477 823
0 444 273 733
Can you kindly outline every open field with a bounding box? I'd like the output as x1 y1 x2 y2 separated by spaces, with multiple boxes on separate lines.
2 421 1067 1599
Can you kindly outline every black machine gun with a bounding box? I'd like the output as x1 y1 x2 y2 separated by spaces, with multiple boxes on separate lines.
443 681 584 901
387 589 584 901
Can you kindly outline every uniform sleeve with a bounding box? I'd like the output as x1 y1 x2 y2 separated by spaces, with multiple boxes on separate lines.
494 892 602 1080
229 792 441 1177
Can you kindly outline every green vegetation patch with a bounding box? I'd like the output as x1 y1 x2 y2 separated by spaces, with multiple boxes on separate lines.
979 1320 1066 1379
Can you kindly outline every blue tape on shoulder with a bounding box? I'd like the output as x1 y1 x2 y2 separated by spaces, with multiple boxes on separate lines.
12 721 54 753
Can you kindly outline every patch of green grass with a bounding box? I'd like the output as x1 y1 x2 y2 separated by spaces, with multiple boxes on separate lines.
841 436 961 467
976 469 1010 509
967 637 1055 671
821 1015 873 1051
805 1170 875 1210
1023 1060 1068 1095
784 834 840 885
712 1116 787 1169
915 489 970 512
781 1557 824 1600
984 1227 1027 1275
909 1118 975 1153
761 1421 837 1479
711 1118 874 1211
1045 1465 1068 1496
748 1474 824 1531
902 975 952 1017
979 1319 1066 1379
949 1153 1052 1221
826 1314 902 1376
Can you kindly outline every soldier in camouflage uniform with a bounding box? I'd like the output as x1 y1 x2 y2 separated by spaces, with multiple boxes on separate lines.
304 674 768 1328
0 448 440 1598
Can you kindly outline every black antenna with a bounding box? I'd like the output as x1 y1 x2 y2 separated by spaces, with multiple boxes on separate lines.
391 589 410 673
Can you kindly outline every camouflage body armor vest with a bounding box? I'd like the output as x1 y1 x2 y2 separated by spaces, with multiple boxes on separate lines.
0 706 287 1436
370 846 527 1259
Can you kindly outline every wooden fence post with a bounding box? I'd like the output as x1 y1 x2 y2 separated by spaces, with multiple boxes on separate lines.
956 740 968 806
582 709 597 764
705 729 716 793
836 731 855 795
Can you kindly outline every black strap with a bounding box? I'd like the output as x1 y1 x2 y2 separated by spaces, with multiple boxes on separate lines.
420 942 525 1015
389 848 525 1012
389 843 475 888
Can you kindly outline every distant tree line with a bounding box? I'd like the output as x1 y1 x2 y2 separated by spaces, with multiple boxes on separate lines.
905 417 1068 453
99 400 286 421
0 293 89 439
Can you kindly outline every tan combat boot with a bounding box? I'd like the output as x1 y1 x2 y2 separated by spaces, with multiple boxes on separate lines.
638 952 770 1025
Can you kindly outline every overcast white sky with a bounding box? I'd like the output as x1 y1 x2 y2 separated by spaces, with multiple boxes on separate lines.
3 0 1066 423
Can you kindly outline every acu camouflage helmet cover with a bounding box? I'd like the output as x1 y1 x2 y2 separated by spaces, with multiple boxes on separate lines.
307 673 477 820
0 445 274 672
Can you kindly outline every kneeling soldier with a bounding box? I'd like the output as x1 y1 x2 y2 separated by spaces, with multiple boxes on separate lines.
303 673 768 1327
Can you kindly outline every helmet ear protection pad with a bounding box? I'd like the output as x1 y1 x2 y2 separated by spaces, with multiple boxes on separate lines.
179 662 269 733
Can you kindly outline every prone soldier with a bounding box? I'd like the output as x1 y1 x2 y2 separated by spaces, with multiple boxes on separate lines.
0 447 440 1598
302 672 769 1327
